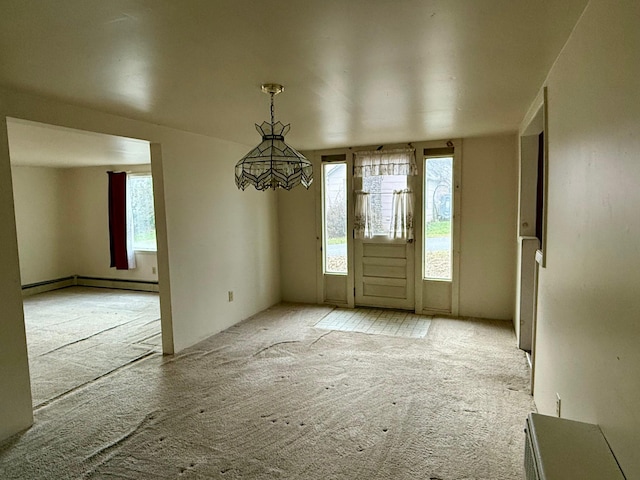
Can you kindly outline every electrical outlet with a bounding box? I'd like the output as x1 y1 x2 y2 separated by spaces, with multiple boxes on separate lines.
228 291 234 302
556 393 562 418
152 266 157 275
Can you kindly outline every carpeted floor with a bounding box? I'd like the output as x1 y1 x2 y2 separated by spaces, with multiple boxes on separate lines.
0 300 535 479
22 286 161 407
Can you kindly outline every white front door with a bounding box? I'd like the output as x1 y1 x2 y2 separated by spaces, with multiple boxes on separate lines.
355 238 415 309
353 172 415 310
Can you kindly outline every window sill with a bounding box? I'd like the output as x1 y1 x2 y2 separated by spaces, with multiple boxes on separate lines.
134 249 157 254
423 277 452 283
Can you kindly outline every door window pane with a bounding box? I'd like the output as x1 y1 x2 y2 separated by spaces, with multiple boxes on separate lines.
424 157 452 279
323 163 347 274
362 175 407 236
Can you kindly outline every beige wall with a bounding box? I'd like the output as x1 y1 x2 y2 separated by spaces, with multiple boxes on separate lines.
278 153 318 304
459 135 518 319
0 118 33 440
161 136 280 350
531 0 640 477
279 135 518 321
0 88 281 441
11 166 76 285
11 164 159 285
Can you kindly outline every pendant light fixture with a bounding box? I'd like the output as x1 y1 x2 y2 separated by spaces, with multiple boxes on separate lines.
235 84 313 191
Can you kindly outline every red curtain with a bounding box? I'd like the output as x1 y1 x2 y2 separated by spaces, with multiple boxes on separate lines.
108 172 130 270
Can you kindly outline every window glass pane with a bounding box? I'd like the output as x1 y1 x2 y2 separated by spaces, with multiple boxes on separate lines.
129 175 157 251
323 163 347 274
362 175 407 236
424 157 453 279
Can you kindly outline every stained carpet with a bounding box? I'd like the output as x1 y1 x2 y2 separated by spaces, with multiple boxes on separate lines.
0 302 535 479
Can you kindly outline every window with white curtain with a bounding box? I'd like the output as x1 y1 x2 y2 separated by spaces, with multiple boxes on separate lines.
362 175 408 236
354 148 416 240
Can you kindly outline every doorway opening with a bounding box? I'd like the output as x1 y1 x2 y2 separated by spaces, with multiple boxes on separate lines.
317 143 461 315
6 117 170 408
516 87 548 391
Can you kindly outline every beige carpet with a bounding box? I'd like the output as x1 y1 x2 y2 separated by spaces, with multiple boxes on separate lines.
22 286 161 407
0 301 535 479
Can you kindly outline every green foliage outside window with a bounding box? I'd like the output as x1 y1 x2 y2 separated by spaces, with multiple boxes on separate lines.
129 175 157 251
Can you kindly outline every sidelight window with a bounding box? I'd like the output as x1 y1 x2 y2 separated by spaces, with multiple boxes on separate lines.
323 163 347 274
424 156 453 280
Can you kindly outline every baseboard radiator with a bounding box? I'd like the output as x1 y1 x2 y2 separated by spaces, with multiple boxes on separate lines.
516 236 539 351
22 275 159 296
524 413 625 479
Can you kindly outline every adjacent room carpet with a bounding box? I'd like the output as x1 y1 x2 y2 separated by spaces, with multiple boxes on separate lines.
0 302 535 479
22 286 161 407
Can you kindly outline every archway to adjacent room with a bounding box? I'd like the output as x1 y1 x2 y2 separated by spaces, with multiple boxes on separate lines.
516 87 548 393
5 117 172 408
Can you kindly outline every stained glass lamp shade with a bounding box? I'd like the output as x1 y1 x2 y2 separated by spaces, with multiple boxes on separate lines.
235 84 313 191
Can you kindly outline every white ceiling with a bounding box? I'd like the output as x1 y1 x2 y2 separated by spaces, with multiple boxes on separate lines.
0 0 588 150
7 118 150 167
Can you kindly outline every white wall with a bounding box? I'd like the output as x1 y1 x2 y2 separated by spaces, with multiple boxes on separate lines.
531 0 640 477
459 135 518 319
279 135 519 321
0 118 33 440
10 166 75 285
0 87 281 441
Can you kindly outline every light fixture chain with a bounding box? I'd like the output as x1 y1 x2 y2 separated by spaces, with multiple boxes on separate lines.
270 92 275 125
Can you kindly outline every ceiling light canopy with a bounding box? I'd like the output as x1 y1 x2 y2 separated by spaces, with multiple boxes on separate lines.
235 84 313 191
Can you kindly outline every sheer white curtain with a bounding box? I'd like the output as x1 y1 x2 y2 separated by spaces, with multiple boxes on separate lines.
354 190 372 239
354 148 417 177
389 189 414 242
